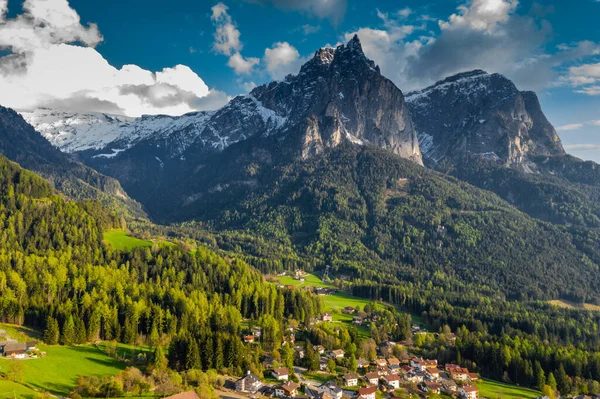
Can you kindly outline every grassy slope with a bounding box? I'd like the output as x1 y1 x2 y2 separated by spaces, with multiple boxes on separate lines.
0 345 126 396
0 380 38 399
476 379 540 399
103 229 153 250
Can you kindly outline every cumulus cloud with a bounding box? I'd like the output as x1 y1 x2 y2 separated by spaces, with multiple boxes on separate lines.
211 2 260 75
347 0 600 93
264 41 304 80
0 0 228 117
246 0 347 26
227 52 260 75
561 62 600 95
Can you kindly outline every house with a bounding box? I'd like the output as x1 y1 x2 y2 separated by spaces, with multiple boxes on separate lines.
329 349 345 359
426 368 441 380
276 381 300 398
375 358 388 367
467 372 480 382
424 359 438 369
272 368 290 381
25 341 37 350
376 365 390 376
441 379 458 394
358 386 377 399
295 346 305 359
3 342 26 358
319 358 329 371
365 372 380 385
406 371 424 384
164 391 201 399
252 327 263 338
318 381 343 399
244 335 255 343
387 357 400 369
315 393 333 399
236 371 263 393
384 374 400 389
357 358 370 369
313 345 326 354
459 385 479 399
321 313 333 322
343 373 359 387
342 307 355 314
421 382 441 394
399 365 413 375
410 357 426 371
450 368 470 382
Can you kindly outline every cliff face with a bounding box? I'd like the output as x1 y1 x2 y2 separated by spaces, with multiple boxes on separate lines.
406 70 563 169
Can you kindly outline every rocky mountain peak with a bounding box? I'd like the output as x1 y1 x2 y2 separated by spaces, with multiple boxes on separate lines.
406 69 563 168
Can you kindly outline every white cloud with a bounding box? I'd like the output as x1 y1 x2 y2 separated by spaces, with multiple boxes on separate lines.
227 52 260 74
346 0 600 93
562 62 600 95
0 0 228 117
211 2 241 56
0 0 7 23
440 0 518 33
264 41 304 80
398 7 412 18
242 81 257 92
557 123 584 131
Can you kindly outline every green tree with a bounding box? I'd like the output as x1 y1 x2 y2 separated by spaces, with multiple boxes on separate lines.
44 316 60 345
61 315 75 345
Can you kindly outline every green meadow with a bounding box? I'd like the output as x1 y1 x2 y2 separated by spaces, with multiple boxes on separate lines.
103 229 153 250
476 378 541 399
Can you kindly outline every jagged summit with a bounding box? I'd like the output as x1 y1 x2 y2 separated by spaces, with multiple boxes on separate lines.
406 69 564 167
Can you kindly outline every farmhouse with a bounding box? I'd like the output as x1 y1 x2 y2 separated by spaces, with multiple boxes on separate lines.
235 371 263 393
343 373 359 387
459 385 479 399
3 342 26 358
318 381 342 399
358 386 377 399
365 372 380 385
321 313 333 322
276 381 300 398
329 349 345 359
384 374 400 389
272 368 290 381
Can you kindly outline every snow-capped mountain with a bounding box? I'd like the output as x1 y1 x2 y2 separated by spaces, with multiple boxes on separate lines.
24 35 422 168
406 70 564 168
21 108 215 158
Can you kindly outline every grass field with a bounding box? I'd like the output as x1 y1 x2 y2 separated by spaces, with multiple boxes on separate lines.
548 299 600 311
476 379 541 399
103 229 153 250
0 345 126 396
0 380 39 399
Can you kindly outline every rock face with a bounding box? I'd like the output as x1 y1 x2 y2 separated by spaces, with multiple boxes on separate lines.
24 35 422 168
406 70 563 168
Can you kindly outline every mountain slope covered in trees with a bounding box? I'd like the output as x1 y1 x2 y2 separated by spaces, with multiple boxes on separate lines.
0 106 146 219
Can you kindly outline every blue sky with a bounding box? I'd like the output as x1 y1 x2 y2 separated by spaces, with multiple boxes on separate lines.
0 0 599 160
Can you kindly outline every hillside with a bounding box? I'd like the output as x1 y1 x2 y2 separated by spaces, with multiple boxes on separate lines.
157 142 600 302
0 106 146 219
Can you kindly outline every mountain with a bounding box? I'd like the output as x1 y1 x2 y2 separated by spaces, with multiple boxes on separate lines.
406 70 600 228
406 70 564 168
0 106 146 218
24 36 422 205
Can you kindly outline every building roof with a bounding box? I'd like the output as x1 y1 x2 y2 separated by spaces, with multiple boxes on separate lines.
281 381 300 393
165 391 201 399
387 357 400 365
365 372 380 380
385 374 400 381
315 393 333 399
358 387 377 395
321 381 342 393
344 373 359 380
241 372 261 384
273 368 289 376
461 385 478 392
4 342 26 352
331 349 345 355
